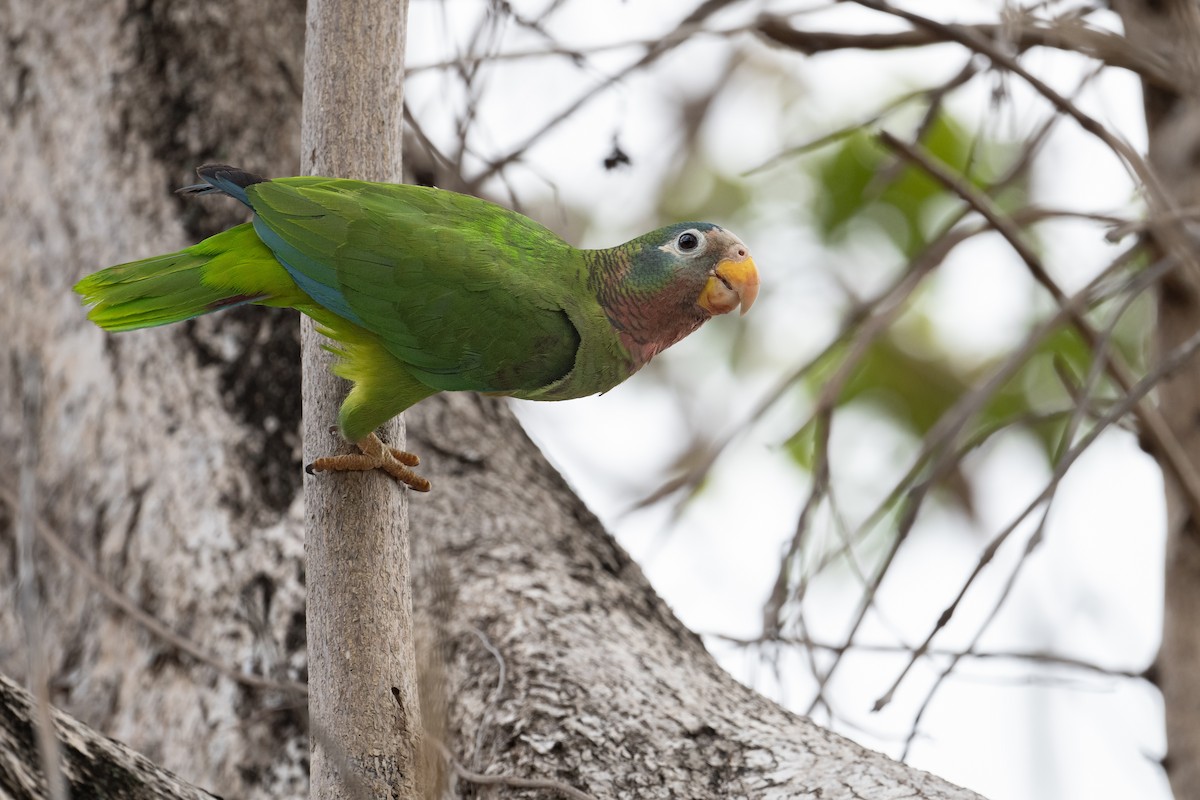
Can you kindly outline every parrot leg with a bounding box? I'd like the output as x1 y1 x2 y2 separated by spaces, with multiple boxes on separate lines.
306 432 431 492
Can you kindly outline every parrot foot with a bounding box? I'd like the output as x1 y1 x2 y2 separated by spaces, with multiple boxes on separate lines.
305 432 431 492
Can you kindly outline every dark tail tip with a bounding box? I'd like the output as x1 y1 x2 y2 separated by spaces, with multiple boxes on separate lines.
176 164 268 208
197 164 267 189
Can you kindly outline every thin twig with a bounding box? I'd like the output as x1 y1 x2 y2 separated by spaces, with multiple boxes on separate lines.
880 129 1200 541
795 239 1151 708
643 69 1091 518
806 244 1154 588
873 60 981 190
892 249 1161 746
430 736 599 800
870 314 1200 715
767 413 834 715
467 625 507 771
713 634 1148 681
847 0 1200 294
898 500 1055 756
756 12 1176 89
468 0 748 188
783 91 1088 704
407 19 757 74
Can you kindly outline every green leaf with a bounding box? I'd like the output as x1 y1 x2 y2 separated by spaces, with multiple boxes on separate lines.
784 417 819 472
809 112 1025 257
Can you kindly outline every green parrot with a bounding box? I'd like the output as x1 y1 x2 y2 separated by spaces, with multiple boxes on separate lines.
75 165 759 491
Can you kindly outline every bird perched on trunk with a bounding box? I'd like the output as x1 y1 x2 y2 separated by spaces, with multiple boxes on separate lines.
75 165 759 492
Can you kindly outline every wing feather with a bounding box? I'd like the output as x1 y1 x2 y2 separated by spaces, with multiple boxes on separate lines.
247 178 582 392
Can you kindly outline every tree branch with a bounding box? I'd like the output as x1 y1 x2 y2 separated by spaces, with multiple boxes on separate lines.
880 129 1200 541
757 12 1177 91
0 673 219 800
403 393 988 799
300 2 419 798
1110 3 1200 797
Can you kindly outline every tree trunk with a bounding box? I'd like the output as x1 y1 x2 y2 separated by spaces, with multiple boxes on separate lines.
1112 3 1200 798
299 1 419 798
0 0 981 798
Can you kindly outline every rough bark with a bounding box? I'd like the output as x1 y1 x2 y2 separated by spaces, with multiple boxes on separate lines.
299 1 418 798
403 394 984 799
1 1 310 796
1112 3 1200 798
0 0 982 798
0 673 217 800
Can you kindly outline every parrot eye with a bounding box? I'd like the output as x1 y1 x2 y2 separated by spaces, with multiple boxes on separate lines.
676 230 702 252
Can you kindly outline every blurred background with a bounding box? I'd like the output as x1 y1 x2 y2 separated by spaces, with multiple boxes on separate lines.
402 1 1169 798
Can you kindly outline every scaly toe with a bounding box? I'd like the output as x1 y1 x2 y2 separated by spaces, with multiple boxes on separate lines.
307 453 382 473
306 432 431 491
382 459 431 492
388 448 421 467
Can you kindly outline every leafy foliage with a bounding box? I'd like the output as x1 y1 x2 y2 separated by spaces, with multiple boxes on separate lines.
812 113 1020 257
780 111 1150 512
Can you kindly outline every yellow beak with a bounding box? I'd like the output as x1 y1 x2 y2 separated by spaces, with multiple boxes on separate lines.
699 256 760 316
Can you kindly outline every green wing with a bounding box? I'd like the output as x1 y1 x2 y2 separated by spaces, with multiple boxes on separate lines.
246 177 584 393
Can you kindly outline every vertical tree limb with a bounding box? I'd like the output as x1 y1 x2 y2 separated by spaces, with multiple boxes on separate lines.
300 2 417 798
1112 2 1200 798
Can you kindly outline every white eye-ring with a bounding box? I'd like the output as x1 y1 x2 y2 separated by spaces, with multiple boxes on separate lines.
675 229 704 253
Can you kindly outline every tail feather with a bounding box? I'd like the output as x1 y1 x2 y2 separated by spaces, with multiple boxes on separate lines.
75 223 271 332
176 164 266 208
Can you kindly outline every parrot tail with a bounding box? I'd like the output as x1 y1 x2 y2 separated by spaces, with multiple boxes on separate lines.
176 164 266 208
74 223 274 332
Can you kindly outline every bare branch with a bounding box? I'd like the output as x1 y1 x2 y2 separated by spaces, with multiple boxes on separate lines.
714 634 1149 682
790 242 1156 708
757 12 1176 90
438 741 599 800
881 129 1200 538
765 90 1091 705
872 310 1200 716
845 0 1186 235
469 0 750 188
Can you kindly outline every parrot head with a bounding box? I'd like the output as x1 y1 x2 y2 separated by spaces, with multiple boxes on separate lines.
597 222 759 367
663 223 759 318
